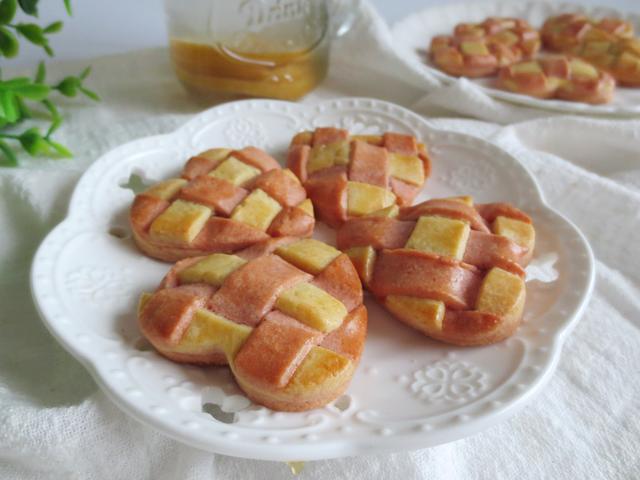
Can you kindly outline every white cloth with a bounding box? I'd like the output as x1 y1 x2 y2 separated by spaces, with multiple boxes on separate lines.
1 3 639 479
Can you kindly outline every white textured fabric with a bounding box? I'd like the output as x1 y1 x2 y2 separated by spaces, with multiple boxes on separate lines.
1 3 639 479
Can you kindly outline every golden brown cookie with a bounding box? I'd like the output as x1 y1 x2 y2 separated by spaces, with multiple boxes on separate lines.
430 17 541 77
287 127 431 228
138 237 367 411
497 55 615 104
337 196 535 346
541 14 640 86
130 147 314 262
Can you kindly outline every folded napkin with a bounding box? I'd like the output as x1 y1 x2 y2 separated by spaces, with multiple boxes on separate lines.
1 2 639 479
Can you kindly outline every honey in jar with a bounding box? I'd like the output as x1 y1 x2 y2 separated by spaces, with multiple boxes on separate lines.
165 0 333 100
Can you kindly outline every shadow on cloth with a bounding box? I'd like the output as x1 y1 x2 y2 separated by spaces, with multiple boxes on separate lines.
0 176 96 408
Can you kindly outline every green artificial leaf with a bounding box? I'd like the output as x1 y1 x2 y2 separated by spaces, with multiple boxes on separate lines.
16 23 46 45
0 77 49 120
46 139 71 157
45 114 61 137
79 65 91 80
13 82 49 100
0 139 17 166
79 85 99 101
19 127 48 155
0 0 17 24
41 98 59 119
17 0 38 16
0 89 18 122
35 60 45 82
15 96 31 118
0 0 96 166
43 20 62 33
55 76 78 97
0 26 18 57
0 94 6 119
1 76 30 87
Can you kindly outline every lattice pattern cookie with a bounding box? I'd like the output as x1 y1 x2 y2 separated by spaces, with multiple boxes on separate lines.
497 55 615 104
541 14 640 86
287 128 431 228
130 147 315 262
138 237 367 411
430 17 541 78
337 196 535 346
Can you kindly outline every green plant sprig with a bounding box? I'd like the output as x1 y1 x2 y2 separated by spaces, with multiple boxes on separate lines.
0 0 98 167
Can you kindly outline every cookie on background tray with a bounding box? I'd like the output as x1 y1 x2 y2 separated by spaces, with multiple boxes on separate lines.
430 17 541 77
497 55 615 104
541 13 640 86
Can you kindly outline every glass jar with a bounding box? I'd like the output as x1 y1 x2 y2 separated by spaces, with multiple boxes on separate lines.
164 0 357 101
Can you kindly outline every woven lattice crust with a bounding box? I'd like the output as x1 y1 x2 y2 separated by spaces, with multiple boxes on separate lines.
541 14 640 86
337 196 535 346
138 237 367 411
497 55 615 104
430 17 541 78
130 147 315 262
287 128 431 228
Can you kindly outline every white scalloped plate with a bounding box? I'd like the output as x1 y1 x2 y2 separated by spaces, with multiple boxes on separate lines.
392 1 640 116
31 98 594 461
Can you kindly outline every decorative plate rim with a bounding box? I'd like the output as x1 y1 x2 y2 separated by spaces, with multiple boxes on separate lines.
390 0 640 116
30 97 595 461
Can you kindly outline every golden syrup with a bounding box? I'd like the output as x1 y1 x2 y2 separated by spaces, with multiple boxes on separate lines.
169 34 329 100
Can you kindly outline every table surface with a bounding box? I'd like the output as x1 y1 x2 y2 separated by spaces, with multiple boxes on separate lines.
4 0 640 69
